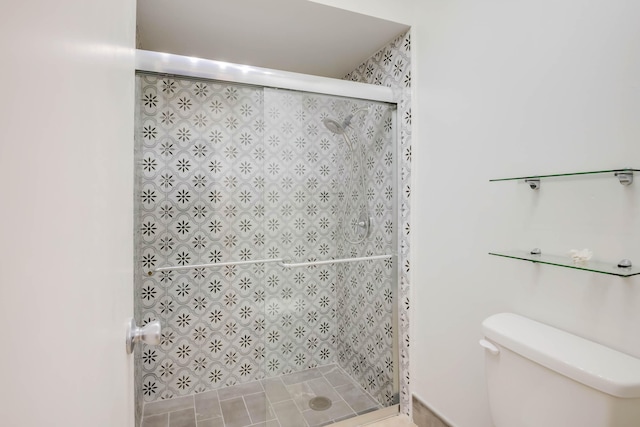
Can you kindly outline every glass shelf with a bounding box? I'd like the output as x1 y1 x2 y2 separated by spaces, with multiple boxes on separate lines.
489 168 639 182
489 250 640 277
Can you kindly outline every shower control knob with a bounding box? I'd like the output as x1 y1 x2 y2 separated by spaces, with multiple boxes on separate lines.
126 318 161 354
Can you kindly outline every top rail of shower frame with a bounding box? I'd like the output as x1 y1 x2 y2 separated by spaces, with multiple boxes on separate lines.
150 254 395 275
135 50 398 104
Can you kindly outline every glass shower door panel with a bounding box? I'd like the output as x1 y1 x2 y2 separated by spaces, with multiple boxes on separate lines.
334 101 399 409
262 88 340 373
205 81 271 426
260 88 399 427
135 72 399 427
135 72 179 406
261 88 343 426
134 73 270 426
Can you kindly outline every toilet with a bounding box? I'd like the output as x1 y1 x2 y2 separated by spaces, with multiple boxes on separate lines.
480 313 640 427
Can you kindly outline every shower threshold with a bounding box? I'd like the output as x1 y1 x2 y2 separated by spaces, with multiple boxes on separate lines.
141 364 385 427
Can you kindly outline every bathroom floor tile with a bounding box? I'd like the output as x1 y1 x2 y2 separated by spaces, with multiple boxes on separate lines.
364 415 417 427
244 392 275 424
322 366 354 388
169 408 197 427
142 413 169 427
145 396 195 417
218 381 264 402
281 368 323 385
142 365 381 427
219 397 252 427
335 383 380 414
271 399 308 427
262 377 291 404
194 390 222 421
197 417 225 427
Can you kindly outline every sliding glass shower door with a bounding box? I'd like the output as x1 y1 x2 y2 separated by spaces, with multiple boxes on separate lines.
134 72 398 427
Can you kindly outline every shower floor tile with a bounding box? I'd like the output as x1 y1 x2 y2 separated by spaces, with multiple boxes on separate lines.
141 364 382 427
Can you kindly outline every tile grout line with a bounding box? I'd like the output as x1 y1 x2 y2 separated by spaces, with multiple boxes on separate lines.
324 367 380 421
335 364 383 411
215 389 225 427
193 389 224 427
166 398 195 427
317 370 357 423
190 394 196 427
142 395 195 419
262 378 282 427
242 392 255 426
272 380 311 427
296 367 356 426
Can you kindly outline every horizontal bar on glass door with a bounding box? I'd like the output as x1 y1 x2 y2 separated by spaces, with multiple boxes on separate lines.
135 50 397 104
280 254 394 268
152 258 284 274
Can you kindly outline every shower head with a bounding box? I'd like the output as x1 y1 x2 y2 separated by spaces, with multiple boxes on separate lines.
322 107 370 135
323 115 353 135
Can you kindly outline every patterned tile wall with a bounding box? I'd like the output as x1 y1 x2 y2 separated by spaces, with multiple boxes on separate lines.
263 89 396 407
134 75 397 409
344 30 412 416
135 77 271 402
330 102 397 407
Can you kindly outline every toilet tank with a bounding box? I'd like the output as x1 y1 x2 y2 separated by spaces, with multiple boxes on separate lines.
481 313 640 427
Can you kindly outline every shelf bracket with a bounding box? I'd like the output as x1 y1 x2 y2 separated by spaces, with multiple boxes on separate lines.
524 178 540 190
618 259 633 268
614 170 633 186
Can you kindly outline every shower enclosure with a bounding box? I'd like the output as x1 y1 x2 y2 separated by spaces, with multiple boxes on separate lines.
134 53 399 427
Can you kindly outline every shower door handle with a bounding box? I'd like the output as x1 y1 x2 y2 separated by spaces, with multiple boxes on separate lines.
126 318 161 354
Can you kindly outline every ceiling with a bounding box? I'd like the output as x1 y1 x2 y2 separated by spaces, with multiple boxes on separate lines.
136 0 409 79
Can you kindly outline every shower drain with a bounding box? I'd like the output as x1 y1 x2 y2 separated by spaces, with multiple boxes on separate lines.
309 396 332 411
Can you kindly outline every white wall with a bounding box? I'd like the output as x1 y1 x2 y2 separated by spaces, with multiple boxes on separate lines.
413 1 640 426
314 0 640 426
0 0 136 426
309 0 412 24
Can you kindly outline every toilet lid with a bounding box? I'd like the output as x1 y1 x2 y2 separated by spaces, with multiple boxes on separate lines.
483 313 640 398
